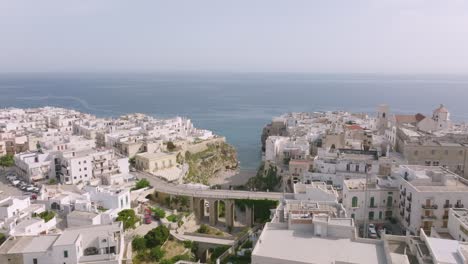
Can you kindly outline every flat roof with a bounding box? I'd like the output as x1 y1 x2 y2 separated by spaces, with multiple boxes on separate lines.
0 235 59 254
253 226 386 264
425 237 461 264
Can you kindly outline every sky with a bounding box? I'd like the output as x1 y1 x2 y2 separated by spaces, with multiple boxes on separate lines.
1 0 468 74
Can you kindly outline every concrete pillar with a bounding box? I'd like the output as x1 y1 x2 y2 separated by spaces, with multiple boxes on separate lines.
225 200 235 228
245 205 254 227
193 197 204 222
209 199 218 226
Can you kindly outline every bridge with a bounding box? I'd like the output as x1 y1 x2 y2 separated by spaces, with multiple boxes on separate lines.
134 171 285 228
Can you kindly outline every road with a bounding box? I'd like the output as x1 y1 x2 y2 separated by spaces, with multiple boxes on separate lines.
170 230 235 246
134 171 284 201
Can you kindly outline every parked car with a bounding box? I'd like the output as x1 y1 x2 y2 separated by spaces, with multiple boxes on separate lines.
368 224 378 239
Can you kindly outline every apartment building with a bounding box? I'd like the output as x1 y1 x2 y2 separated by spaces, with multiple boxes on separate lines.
396 165 468 235
14 152 53 182
343 176 399 224
0 222 125 264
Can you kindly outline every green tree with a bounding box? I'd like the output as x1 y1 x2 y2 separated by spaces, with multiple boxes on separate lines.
129 157 136 167
131 235 146 252
0 233 6 244
116 209 138 230
132 178 150 190
38 211 55 222
149 246 165 262
0 154 14 168
144 225 169 248
151 207 166 219
48 178 57 185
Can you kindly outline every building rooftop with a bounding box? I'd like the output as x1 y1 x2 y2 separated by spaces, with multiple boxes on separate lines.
399 165 468 192
0 235 59 254
253 224 386 264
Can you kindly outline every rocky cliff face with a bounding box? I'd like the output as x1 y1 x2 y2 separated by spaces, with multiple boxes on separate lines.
260 121 288 151
182 142 238 185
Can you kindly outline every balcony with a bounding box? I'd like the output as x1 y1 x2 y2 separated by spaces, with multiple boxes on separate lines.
369 204 378 208
421 215 437 220
406 206 412 213
400 210 404 217
401 190 406 196
407 196 412 202
455 204 465 209
444 204 453 209
400 200 405 207
421 204 438 210
443 215 449 220
405 215 411 223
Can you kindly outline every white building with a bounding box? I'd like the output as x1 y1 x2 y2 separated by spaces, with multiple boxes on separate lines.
252 198 387 264
14 152 53 182
343 176 399 224
0 222 125 264
396 165 468 235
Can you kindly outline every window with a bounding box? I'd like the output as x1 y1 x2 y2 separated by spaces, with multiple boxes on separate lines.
433 161 440 166
355 165 360 172
431 150 436 155
64 250 68 258
425 161 431 166
370 197 375 207
351 214 355 219
369 211 374 220
352 197 358 207
33 259 38 264
379 211 383 219
346 164 351 172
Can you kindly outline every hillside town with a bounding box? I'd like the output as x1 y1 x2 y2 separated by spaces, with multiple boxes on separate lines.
253 104 468 264
2 104 468 264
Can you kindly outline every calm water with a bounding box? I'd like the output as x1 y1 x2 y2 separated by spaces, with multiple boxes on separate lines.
1 73 468 172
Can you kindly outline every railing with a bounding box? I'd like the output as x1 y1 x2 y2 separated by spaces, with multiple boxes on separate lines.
406 206 411 212
421 204 438 210
401 190 406 196
405 216 411 223
443 215 449 220
455 204 465 208
407 196 412 202
400 200 405 207
444 204 453 209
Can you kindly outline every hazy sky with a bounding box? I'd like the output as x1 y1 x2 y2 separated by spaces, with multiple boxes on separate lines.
1 0 468 74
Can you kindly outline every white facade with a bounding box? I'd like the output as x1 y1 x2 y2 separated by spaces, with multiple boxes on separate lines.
396 165 468 235
14 152 53 182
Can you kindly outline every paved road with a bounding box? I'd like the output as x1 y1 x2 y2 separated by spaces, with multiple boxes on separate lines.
134 171 284 201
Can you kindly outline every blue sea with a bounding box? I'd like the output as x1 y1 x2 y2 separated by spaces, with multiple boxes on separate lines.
1 73 468 173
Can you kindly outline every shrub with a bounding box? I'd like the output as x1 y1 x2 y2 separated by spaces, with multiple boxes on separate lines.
144 225 169 248
151 207 166 219
132 178 150 190
166 214 179 223
0 154 14 167
167 141 176 151
48 178 57 185
197 224 209 234
132 235 146 251
149 246 165 262
38 211 55 222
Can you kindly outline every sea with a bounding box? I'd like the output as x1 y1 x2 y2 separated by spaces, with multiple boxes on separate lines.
1 72 468 174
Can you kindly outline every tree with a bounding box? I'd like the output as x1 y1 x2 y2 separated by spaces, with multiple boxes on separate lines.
144 225 169 248
166 141 176 151
151 207 166 219
48 178 57 185
149 246 165 262
132 178 150 190
38 211 55 222
116 209 139 230
129 157 136 167
0 154 14 168
132 235 146 252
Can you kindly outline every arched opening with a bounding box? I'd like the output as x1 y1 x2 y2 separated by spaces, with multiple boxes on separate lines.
51 202 60 210
352 197 358 208
217 200 226 226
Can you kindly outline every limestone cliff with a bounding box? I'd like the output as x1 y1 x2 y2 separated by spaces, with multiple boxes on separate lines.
182 142 238 185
